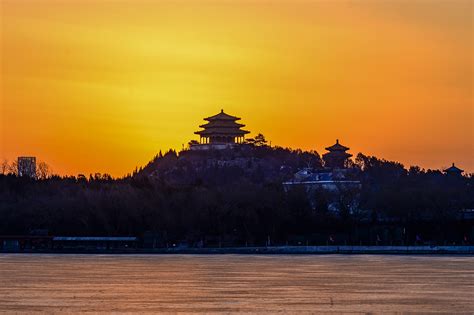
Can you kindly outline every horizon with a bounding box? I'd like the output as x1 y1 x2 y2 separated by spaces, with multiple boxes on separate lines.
1 0 473 176
2 139 471 178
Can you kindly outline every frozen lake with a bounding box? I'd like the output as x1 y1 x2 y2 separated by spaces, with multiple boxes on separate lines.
0 254 472 313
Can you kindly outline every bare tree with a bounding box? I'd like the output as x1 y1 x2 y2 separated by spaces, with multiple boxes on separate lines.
8 160 18 176
36 161 52 180
0 159 9 175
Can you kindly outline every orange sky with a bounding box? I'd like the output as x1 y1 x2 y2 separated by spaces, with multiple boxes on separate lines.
1 0 473 177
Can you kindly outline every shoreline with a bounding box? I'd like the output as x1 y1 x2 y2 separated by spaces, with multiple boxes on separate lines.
1 245 473 255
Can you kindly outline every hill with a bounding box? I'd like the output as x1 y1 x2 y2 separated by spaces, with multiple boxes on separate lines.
0 143 472 247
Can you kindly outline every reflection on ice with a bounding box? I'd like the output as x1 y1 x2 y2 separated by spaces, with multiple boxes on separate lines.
0 254 472 313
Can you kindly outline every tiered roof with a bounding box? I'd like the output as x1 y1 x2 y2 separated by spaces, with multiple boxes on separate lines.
204 111 241 121
325 139 350 152
324 139 352 158
444 163 463 174
323 139 352 168
195 110 249 137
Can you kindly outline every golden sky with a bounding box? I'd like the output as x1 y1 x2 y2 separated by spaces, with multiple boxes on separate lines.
1 0 473 176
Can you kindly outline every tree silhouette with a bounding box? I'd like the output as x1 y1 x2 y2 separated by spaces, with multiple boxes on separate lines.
0 146 472 247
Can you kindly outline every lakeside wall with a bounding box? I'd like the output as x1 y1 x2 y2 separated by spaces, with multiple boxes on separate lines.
1 246 473 255
150 245 474 255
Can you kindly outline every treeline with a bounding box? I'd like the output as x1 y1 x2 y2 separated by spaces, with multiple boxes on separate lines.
0 144 472 246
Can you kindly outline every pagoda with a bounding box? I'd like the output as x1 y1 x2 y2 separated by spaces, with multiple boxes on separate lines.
322 139 352 169
444 163 463 176
194 110 250 145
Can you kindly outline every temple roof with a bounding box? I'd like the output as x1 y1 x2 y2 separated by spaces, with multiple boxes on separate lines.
444 163 463 173
325 139 350 152
205 109 241 121
196 109 249 138
322 151 352 159
195 128 249 136
199 121 246 129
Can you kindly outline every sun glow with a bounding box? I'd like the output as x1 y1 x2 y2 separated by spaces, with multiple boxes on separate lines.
1 0 472 176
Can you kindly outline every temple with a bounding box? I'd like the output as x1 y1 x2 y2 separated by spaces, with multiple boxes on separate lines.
194 110 250 145
283 139 360 213
322 139 352 169
444 163 463 176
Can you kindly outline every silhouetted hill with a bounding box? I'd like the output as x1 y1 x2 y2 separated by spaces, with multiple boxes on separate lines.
0 144 472 247
135 145 323 186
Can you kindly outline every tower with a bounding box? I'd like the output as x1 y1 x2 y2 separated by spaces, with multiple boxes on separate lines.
194 109 250 145
322 139 352 169
17 157 37 178
444 163 463 177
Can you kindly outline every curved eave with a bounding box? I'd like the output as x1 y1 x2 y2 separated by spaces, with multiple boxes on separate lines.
199 122 245 128
205 117 240 121
195 129 250 136
325 144 350 151
322 151 352 158
444 167 463 173
204 112 241 121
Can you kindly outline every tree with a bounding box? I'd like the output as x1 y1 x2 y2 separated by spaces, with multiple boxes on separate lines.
0 159 9 175
8 160 18 176
36 162 52 180
188 140 199 147
244 138 255 146
245 133 268 147
254 133 268 146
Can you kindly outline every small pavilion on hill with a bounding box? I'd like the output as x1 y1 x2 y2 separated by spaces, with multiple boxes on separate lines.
194 110 250 145
322 139 352 169
444 163 463 176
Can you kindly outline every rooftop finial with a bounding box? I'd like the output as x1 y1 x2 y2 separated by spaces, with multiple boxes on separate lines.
221 109 224 113
452 162 455 167
336 139 339 144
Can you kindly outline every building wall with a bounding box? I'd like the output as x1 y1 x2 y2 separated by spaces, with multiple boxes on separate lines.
190 143 237 151
17 157 36 178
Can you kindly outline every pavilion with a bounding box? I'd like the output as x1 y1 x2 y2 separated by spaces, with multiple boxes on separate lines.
444 163 463 176
322 139 353 169
194 110 250 146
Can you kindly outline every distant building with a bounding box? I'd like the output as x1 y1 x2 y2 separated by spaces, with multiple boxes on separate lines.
283 168 361 193
283 168 361 213
322 139 352 169
284 140 359 191
17 157 36 178
52 237 137 250
191 110 250 150
444 163 463 176
284 140 360 213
